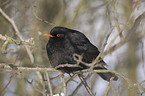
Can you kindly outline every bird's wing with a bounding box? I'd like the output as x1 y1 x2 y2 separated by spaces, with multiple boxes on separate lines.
67 32 90 52
67 32 101 62
68 32 100 53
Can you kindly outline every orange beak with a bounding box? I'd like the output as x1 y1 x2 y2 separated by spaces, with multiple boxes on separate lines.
44 33 54 37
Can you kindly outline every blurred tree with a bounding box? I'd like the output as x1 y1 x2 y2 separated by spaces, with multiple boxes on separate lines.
0 0 145 96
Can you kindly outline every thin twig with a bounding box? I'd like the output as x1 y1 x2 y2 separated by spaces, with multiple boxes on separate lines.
0 34 33 46
0 64 127 83
42 78 46 96
104 76 114 96
32 10 56 26
0 8 34 64
61 73 67 96
45 72 53 96
103 1 143 57
77 69 130 84
0 7 44 85
102 11 145 57
1 63 144 94
125 11 145 41
0 63 59 72
71 74 92 96
31 84 45 95
78 74 95 96
53 74 78 93
113 0 123 39
0 71 15 96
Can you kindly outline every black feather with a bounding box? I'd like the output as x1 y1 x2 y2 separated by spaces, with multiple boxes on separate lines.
46 26 118 81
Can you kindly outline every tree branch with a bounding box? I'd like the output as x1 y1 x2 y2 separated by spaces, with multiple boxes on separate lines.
0 63 59 72
78 74 95 96
102 11 145 57
61 73 67 96
104 76 114 96
0 8 34 64
0 34 33 47
45 72 53 96
1 63 145 95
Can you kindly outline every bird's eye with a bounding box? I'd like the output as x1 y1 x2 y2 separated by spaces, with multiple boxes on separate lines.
56 34 61 37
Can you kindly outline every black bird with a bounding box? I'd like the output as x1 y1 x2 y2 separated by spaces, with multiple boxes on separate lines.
45 26 118 81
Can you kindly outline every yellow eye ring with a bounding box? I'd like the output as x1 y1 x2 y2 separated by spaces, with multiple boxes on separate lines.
57 34 61 37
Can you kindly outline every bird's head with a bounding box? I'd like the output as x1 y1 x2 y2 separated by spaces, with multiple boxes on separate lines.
44 26 70 39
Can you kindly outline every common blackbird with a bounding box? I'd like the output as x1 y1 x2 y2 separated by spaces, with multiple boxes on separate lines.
45 26 118 81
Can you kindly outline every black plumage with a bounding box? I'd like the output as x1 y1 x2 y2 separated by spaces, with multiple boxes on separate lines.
45 26 118 81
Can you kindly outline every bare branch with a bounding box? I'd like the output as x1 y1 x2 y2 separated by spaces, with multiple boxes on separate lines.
71 74 92 96
0 34 33 46
102 12 145 57
45 72 53 96
0 72 15 96
78 74 95 96
0 63 59 72
0 8 34 64
61 73 67 96
104 76 114 96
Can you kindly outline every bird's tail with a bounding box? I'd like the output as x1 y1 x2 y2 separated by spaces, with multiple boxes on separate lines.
97 71 118 81
94 63 118 81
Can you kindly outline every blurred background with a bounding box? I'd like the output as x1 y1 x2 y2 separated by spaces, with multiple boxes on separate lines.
0 0 145 96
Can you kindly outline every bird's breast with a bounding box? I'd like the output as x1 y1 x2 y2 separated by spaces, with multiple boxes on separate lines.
47 40 77 68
